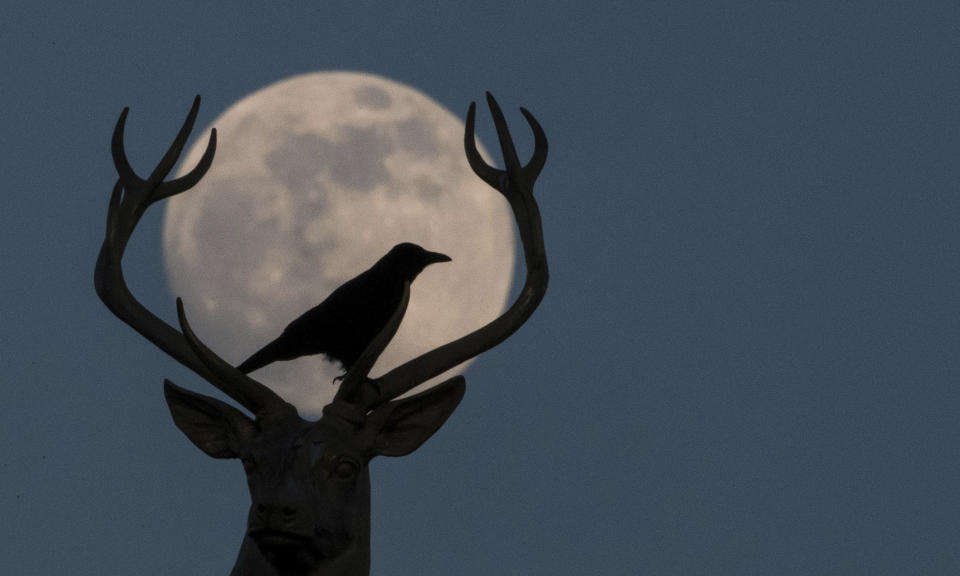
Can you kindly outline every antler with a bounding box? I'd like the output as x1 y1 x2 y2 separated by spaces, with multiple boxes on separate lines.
356 92 549 409
95 96 289 418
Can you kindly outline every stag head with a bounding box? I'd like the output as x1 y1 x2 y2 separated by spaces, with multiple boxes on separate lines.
95 93 547 575
166 295 465 575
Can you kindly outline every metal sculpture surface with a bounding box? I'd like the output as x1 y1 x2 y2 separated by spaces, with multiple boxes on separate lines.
94 92 548 575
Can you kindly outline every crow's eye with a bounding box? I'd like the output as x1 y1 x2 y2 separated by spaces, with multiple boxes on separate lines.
241 458 256 474
334 457 360 481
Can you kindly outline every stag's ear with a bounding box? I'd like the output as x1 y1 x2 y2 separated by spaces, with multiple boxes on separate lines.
370 376 466 457
163 380 255 459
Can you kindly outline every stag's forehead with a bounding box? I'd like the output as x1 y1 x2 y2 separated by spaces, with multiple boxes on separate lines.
242 416 311 454
288 416 357 448
244 419 335 469
268 419 366 469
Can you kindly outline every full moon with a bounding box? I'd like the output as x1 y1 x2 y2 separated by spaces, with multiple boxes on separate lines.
163 72 515 416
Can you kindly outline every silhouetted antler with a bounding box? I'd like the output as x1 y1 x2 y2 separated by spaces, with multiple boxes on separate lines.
95 96 290 418
357 92 549 409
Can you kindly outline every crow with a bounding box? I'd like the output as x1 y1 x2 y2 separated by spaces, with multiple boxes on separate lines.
237 242 451 376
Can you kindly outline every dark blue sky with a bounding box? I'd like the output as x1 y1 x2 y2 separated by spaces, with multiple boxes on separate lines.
4 3 960 574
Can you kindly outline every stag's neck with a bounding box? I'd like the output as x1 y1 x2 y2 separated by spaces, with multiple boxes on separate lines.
230 536 370 576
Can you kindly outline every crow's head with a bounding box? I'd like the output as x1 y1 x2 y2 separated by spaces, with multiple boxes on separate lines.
383 242 452 281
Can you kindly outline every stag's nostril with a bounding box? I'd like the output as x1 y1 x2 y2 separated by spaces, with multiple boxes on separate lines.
257 504 267 516
282 506 296 518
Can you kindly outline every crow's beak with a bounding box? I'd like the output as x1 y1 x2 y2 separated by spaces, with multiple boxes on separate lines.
424 251 452 265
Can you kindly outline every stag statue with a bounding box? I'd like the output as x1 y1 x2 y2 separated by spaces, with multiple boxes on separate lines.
95 92 548 575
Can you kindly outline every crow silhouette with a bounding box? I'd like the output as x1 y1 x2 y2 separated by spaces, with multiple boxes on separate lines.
237 243 451 376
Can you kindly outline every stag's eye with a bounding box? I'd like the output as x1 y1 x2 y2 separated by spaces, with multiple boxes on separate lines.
241 458 256 474
334 457 360 481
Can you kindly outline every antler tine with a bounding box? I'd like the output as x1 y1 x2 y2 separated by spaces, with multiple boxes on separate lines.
150 96 217 201
464 94 547 252
362 94 549 406
106 96 217 261
111 95 217 204
176 298 293 418
111 107 138 188
146 94 203 186
464 102 500 188
156 128 216 201
484 92 523 178
335 282 411 408
464 93 548 200
520 107 548 183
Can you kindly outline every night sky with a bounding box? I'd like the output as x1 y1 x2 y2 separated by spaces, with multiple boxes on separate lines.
4 3 960 574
